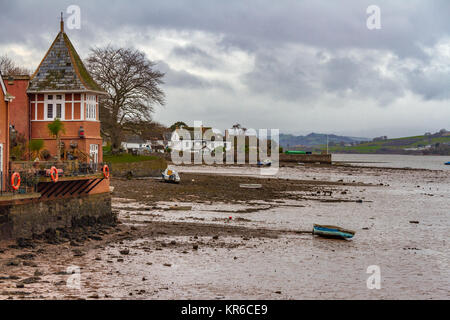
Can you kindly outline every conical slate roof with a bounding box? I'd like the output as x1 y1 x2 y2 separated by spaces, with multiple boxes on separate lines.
28 27 103 93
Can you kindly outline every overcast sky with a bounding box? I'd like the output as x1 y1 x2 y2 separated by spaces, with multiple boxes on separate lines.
1 0 450 138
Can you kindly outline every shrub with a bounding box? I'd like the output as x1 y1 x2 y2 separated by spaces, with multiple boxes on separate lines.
29 139 45 160
41 149 51 160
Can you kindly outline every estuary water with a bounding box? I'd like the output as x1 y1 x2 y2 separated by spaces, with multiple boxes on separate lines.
332 153 450 171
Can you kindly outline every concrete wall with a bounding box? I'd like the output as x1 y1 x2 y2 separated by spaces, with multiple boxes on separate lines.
110 158 168 178
0 192 114 240
280 153 332 164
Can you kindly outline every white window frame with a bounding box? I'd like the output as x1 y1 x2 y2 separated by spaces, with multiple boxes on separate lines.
44 94 65 121
90 144 99 164
86 94 98 121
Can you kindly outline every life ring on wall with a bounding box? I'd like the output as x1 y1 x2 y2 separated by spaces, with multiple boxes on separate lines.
11 172 21 191
50 166 59 183
103 165 110 179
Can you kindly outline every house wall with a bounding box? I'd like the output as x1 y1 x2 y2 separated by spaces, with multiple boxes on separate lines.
3 77 30 142
0 87 8 190
31 120 103 162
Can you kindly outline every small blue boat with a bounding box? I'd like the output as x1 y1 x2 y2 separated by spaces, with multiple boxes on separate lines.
445 162 450 165
313 224 355 239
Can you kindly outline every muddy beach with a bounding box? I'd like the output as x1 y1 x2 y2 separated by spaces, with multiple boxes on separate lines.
0 164 448 299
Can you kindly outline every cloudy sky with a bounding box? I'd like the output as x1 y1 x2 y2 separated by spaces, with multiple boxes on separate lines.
1 0 450 138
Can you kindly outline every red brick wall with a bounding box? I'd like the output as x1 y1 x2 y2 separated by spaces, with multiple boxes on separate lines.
31 121 103 163
4 78 30 142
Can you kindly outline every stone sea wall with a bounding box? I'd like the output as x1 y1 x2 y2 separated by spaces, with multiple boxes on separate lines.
0 193 114 240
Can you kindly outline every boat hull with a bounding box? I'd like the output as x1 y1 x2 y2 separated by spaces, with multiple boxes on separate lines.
313 224 355 239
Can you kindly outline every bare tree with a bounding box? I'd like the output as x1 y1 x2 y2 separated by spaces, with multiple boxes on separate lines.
122 119 168 140
86 46 165 151
0 55 31 76
232 123 247 135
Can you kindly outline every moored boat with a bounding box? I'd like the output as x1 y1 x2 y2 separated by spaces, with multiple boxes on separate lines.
313 224 355 239
445 162 450 165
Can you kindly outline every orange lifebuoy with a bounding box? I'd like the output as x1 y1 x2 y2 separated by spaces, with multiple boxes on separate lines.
50 166 59 183
103 165 110 179
11 172 21 191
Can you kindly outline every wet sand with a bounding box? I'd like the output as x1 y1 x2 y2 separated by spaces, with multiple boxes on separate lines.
0 164 448 299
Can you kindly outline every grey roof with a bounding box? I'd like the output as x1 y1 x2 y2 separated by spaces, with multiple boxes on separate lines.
28 30 103 93
124 136 147 144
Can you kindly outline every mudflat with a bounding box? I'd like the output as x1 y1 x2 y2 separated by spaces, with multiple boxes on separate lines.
0 164 448 299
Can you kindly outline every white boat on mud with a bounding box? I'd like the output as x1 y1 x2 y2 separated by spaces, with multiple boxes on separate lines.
257 159 272 167
162 168 181 183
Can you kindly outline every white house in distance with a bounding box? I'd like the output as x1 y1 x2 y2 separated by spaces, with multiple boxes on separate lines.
121 136 151 153
169 126 231 154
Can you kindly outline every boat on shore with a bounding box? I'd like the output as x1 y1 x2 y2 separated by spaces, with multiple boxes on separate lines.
257 159 272 167
313 224 355 239
162 169 181 183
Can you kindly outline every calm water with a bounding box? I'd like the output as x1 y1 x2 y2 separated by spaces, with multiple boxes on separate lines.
332 154 450 171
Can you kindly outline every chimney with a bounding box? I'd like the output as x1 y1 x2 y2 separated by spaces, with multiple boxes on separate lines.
60 12 64 32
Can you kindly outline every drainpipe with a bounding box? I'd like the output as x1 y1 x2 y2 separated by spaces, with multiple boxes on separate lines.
28 95 32 159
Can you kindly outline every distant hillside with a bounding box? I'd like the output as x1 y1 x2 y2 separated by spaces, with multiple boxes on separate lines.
319 133 450 155
280 133 370 148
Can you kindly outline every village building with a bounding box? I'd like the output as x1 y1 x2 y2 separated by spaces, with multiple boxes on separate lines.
169 126 231 154
26 18 105 164
0 18 114 240
0 72 15 191
121 135 151 153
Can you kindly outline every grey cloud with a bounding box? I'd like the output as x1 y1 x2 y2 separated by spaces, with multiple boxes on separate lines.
2 0 450 137
406 67 450 101
244 51 405 105
170 45 219 69
243 51 318 101
157 61 231 90
3 0 450 60
322 57 405 105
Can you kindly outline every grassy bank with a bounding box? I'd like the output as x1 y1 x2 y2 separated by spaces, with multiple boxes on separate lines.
319 135 450 154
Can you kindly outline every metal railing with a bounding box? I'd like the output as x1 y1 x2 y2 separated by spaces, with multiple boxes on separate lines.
1 161 108 196
0 170 40 195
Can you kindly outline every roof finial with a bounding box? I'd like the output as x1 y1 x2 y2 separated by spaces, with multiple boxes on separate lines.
60 12 64 32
